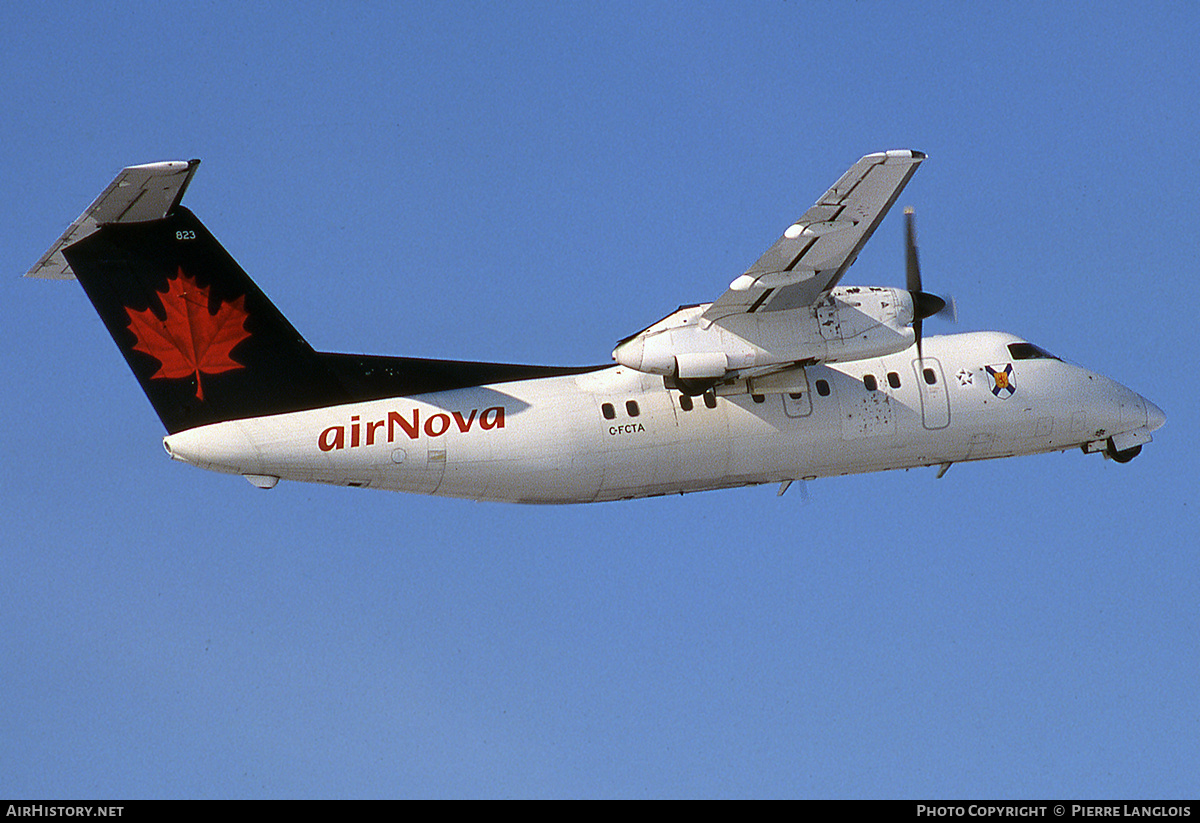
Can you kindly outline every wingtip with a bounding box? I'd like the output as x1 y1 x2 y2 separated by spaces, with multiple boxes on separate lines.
874 149 927 165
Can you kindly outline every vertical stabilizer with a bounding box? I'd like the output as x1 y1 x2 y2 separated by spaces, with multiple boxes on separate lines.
30 162 351 433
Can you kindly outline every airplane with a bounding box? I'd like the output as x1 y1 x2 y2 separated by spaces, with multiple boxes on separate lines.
26 151 1165 503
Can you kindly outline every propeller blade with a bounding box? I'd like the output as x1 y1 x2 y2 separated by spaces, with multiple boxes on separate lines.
906 206 926 360
905 206 921 295
904 206 952 362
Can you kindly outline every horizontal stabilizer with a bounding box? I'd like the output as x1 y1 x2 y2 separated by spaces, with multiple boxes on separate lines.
26 160 199 280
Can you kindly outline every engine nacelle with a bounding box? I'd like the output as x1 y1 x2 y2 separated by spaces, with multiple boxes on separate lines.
612 286 917 379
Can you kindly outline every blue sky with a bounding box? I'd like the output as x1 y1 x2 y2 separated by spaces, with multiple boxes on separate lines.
3 2 1197 798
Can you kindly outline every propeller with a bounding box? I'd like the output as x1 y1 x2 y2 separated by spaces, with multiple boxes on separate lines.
904 207 955 361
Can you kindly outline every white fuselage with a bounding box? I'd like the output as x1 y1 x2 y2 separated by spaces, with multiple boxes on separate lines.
162 331 1162 503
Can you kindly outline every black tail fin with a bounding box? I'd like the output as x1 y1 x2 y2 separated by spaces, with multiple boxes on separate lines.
29 161 352 433
30 160 606 435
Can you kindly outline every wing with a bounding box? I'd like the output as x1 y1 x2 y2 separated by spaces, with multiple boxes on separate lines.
701 150 924 323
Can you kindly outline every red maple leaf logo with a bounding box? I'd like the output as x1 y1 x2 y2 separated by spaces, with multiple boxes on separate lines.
125 268 251 400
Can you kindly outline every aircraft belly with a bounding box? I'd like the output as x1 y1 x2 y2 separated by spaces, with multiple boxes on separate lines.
725 395 809 482
594 388 694 500
468 406 591 504
430 383 592 503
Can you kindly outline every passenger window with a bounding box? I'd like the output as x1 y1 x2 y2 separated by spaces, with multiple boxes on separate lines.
923 368 937 385
601 403 615 420
815 379 830 397
626 400 640 417
887 372 901 389
703 391 717 409
863 374 878 392
788 393 802 400
751 394 765 403
679 394 693 412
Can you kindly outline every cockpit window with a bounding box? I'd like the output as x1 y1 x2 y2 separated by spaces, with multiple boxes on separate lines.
1007 342 1060 361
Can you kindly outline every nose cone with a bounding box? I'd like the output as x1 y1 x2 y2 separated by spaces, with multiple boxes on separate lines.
1144 397 1167 432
